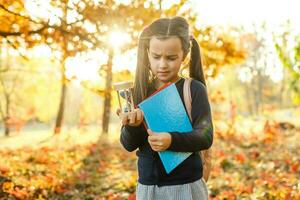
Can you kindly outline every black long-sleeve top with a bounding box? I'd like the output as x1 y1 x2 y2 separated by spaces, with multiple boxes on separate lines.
120 78 213 186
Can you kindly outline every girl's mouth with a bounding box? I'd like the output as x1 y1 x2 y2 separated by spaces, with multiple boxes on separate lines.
158 71 170 75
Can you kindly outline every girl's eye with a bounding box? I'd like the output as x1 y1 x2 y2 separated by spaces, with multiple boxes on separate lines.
152 56 177 60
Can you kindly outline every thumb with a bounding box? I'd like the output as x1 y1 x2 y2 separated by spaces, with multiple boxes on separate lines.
147 129 154 135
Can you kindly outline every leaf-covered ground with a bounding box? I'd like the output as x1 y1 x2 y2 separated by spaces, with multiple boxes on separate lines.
0 121 299 200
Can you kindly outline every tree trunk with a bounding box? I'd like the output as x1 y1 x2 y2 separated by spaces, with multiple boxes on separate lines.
257 69 264 115
4 117 9 136
4 88 10 136
251 72 261 116
159 0 162 10
279 68 286 108
245 82 254 116
54 55 67 134
54 75 67 134
4 126 9 136
102 49 113 134
54 1 68 135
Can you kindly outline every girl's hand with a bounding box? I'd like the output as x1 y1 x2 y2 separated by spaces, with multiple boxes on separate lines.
117 108 144 127
147 129 172 152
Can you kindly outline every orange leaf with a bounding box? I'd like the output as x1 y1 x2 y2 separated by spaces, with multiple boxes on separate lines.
234 153 246 163
11 187 28 200
128 194 136 200
2 181 14 192
0 166 10 174
290 163 299 173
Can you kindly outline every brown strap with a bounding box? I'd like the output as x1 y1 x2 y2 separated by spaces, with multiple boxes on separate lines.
184 78 212 182
183 78 192 122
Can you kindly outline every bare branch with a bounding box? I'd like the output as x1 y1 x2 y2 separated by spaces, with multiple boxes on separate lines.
1 67 58 75
0 4 43 24
6 39 29 61
0 26 47 37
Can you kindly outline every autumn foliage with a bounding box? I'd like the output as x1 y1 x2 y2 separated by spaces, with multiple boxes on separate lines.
0 120 299 200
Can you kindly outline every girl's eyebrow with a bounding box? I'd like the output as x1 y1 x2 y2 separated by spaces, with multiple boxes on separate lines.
151 52 178 57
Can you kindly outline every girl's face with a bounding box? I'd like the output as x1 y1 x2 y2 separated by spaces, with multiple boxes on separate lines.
148 36 184 86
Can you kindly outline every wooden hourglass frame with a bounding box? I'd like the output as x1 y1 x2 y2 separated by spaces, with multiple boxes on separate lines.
113 81 134 115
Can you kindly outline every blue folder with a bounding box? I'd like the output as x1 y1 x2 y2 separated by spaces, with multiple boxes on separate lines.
138 83 193 174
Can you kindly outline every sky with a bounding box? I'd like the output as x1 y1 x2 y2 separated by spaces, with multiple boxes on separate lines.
192 0 300 29
191 0 300 83
26 0 300 28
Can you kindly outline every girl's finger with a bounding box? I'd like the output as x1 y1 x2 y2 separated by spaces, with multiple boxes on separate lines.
153 144 161 148
129 111 136 124
149 143 158 151
148 135 158 143
136 109 142 121
151 146 161 152
148 137 153 144
122 113 129 125
149 140 161 147
127 112 133 124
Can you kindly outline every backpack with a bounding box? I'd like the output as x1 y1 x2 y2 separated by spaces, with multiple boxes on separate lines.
183 78 212 182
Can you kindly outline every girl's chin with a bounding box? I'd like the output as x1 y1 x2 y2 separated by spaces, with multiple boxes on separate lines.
157 75 179 83
157 77 171 83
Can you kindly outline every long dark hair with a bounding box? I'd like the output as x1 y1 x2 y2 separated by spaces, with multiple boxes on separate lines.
133 16 206 105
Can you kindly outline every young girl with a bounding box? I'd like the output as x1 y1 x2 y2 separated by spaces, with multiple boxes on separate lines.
119 16 213 200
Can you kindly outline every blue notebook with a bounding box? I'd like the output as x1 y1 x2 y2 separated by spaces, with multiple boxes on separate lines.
138 83 193 174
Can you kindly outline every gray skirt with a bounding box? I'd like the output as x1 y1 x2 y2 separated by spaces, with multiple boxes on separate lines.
136 178 209 200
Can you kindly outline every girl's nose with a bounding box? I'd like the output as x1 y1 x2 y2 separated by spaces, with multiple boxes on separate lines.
158 58 168 69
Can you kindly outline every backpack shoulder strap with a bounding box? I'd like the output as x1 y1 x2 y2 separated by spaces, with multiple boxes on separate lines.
184 78 212 182
183 78 192 122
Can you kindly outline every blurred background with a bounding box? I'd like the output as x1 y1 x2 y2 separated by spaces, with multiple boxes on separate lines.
0 0 299 199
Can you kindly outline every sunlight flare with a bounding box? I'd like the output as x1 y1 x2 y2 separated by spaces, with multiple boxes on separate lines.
108 31 131 51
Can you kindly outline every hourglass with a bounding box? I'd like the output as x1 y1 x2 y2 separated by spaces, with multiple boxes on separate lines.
113 81 134 115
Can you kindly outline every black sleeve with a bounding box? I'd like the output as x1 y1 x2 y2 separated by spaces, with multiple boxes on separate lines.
167 80 214 152
120 124 148 152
